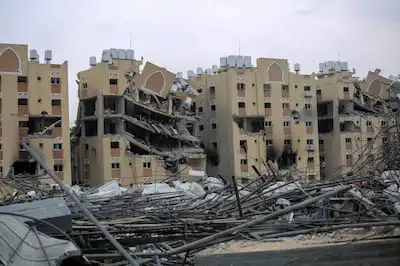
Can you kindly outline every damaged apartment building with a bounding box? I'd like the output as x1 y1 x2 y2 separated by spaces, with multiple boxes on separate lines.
72 49 205 186
0 43 71 183
316 62 396 179
189 56 321 183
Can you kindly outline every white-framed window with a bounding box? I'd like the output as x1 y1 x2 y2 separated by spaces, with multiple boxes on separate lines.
54 164 63 172
53 143 62 150
111 163 120 169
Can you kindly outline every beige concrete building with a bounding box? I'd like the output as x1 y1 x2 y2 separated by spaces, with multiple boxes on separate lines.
72 49 205 186
0 43 71 183
189 56 321 183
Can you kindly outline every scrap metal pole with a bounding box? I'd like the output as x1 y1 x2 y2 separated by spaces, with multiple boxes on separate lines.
231 176 243 218
21 142 140 266
165 184 352 255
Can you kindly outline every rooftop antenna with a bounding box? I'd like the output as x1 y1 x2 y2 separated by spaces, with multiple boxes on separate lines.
237 40 241 56
129 32 132 49
337 52 340 62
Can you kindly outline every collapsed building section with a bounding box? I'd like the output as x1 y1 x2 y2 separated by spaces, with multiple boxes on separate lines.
72 50 205 186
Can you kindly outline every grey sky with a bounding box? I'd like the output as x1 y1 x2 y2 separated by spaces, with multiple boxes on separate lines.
1 0 399 123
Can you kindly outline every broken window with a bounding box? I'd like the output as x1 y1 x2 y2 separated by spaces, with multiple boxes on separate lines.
18 99 28 105
211 123 216 129
383 137 388 144
264 102 271 108
51 99 61 106
237 83 246 90
263 84 271 91
199 125 204 131
316 89 321 95
381 121 387 127
307 157 314 163
54 164 63 172
18 76 28 83
53 143 62 150
240 159 248 165
343 87 349 92
308 175 315 180
345 138 352 143
51 77 61 85
197 88 203 93
198 106 203 113
367 137 373 143
109 79 118 85
112 163 120 169
110 141 120 149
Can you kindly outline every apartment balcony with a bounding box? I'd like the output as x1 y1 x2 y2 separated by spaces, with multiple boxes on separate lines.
143 168 152 177
283 127 291 135
264 108 272 116
264 126 273 136
19 127 29 138
18 105 29 115
52 127 62 137
343 91 350 100
241 164 249 172
306 127 313 134
110 85 119 94
282 91 289 98
111 169 121 179
238 107 246 116
307 144 315 151
237 90 245 97
111 148 120 157
51 84 61 93
17 82 27 92
53 150 63 159
282 108 290 116
345 142 353 150
55 172 64 180
52 106 62 116
304 90 313 97
367 126 374 134
264 90 271 98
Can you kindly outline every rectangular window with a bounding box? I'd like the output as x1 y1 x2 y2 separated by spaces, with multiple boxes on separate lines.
307 139 314 145
238 102 245 108
305 103 312 109
51 99 61 106
281 85 289 91
237 83 246 90
345 138 352 143
209 86 216 94
142 162 151 168
18 76 28 83
199 125 204 131
266 139 273 145
319 139 324 145
316 89 321 95
54 164 63 172
381 121 387 127
109 79 118 85
304 86 311 91
211 123 216 129
197 88 203 93
112 163 120 169
18 99 28 105
307 157 314 163
198 106 203 113
366 121 372 126
265 121 272 127
283 121 290 127
367 138 372 142
110 141 119 149
343 87 349 92
263 84 271 91
53 143 62 150
264 102 271 108
212 142 217 149
383 137 388 144
0 143 2 150
19 121 29 127
211 104 216 111
282 103 290 109
240 159 248 165
346 154 352 160
51 77 61 85
305 121 313 127
284 139 291 145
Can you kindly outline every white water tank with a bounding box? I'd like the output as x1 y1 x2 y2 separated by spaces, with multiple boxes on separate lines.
220 57 227 67
126 49 134 60
117 49 126 59
89 56 96 67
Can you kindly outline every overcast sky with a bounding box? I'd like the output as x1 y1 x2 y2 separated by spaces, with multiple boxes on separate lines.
1 0 399 123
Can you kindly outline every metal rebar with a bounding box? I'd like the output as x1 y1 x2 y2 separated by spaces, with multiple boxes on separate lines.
21 142 140 266
231 176 243 218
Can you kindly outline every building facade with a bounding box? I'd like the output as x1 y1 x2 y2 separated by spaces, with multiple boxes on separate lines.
72 49 205 186
0 43 71 183
189 57 321 183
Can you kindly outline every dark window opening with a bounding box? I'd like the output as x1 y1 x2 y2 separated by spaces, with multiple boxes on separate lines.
304 86 311 91
109 79 118 85
18 99 28 105
54 164 63 172
264 84 271 91
13 161 36 175
238 102 245 108
211 105 216 111
318 119 334 133
18 76 28 83
51 77 61 85
211 123 216 129
51 99 61 106
111 142 120 149
264 102 271 108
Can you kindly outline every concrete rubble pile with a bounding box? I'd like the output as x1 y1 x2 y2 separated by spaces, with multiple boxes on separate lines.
0 167 399 265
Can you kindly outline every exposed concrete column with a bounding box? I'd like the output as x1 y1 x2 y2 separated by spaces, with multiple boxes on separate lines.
168 95 173 114
79 103 86 184
97 93 104 136
119 97 125 133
